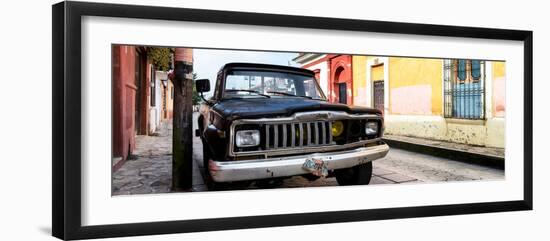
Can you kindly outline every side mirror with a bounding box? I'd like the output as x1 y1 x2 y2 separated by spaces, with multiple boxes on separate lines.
195 79 210 93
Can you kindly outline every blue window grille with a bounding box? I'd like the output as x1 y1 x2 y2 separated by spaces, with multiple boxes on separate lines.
457 59 467 81
471 60 481 80
443 59 485 119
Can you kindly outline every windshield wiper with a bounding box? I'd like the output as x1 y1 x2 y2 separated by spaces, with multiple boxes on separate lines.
225 89 270 98
266 91 313 99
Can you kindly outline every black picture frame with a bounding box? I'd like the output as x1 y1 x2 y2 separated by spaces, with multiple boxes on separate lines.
52 1 533 240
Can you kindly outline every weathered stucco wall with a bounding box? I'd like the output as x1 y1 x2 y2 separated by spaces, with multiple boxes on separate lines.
371 64 384 81
350 56 504 148
388 57 443 115
384 115 505 148
492 61 506 118
384 115 447 140
112 45 137 162
445 120 487 146
329 55 353 104
485 118 505 148
352 56 369 106
390 85 433 115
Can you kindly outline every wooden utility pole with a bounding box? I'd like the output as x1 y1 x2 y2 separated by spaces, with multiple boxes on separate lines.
171 48 194 191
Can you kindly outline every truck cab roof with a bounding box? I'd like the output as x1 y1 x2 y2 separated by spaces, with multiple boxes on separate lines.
219 62 315 76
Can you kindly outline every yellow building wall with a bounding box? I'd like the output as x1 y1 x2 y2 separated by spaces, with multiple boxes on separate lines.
378 57 505 149
492 61 506 118
493 61 505 78
371 65 384 81
352 56 370 106
388 57 443 115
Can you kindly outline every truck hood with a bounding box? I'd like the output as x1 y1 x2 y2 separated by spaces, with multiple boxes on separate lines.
212 97 382 120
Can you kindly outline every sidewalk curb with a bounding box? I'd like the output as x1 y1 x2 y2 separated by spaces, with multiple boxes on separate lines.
382 138 505 170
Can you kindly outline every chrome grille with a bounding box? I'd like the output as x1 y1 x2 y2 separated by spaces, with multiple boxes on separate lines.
228 111 383 158
265 122 332 150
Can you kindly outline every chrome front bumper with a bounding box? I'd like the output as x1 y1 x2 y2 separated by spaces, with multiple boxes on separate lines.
208 143 390 182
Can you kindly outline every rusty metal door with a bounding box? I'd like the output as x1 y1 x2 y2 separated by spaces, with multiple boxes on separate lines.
373 80 384 113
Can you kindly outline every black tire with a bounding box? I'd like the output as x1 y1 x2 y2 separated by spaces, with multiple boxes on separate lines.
334 162 373 186
201 140 211 176
201 140 223 190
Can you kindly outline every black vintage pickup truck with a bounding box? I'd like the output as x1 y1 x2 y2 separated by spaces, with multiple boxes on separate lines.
195 62 389 189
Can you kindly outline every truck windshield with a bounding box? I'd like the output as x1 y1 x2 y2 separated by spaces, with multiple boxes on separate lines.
223 70 326 100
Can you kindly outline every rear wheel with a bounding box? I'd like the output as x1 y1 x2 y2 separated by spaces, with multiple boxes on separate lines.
334 162 373 186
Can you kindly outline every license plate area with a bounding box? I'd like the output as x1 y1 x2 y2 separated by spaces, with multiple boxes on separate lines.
302 157 328 177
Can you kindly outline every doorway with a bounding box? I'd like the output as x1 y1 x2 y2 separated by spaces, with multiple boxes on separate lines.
134 49 146 135
373 80 384 113
338 83 347 104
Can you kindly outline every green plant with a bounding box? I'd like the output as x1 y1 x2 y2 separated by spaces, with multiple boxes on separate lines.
148 47 173 71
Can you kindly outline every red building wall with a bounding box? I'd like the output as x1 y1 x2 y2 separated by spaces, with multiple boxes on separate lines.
139 55 151 136
301 54 353 104
328 55 353 104
112 45 137 163
112 45 153 171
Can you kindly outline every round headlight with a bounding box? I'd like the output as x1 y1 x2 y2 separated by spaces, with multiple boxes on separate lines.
332 121 344 137
365 121 379 136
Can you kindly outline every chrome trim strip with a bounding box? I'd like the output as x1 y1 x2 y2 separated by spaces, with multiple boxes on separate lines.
265 124 270 149
321 122 326 145
314 122 320 145
291 123 295 147
282 124 287 148
238 138 380 157
273 124 278 149
328 121 333 144
306 122 311 146
298 123 303 147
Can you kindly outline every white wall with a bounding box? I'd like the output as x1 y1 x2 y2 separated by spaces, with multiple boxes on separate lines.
149 70 167 133
303 59 329 95
0 1 547 241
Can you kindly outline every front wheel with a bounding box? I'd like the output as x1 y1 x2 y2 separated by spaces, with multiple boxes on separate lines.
202 141 251 190
201 140 223 190
334 162 373 186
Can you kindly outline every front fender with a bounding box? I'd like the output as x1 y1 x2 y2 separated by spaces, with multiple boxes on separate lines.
202 124 229 160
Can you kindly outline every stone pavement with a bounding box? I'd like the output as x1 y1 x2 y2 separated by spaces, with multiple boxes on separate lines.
112 120 207 195
374 148 503 183
384 134 505 158
278 146 505 188
112 121 173 195
112 116 504 195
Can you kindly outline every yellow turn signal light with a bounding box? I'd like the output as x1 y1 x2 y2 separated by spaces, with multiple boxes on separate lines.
332 121 344 137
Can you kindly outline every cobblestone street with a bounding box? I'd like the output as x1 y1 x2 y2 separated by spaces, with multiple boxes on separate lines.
112 114 504 195
265 144 504 188
112 121 173 195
